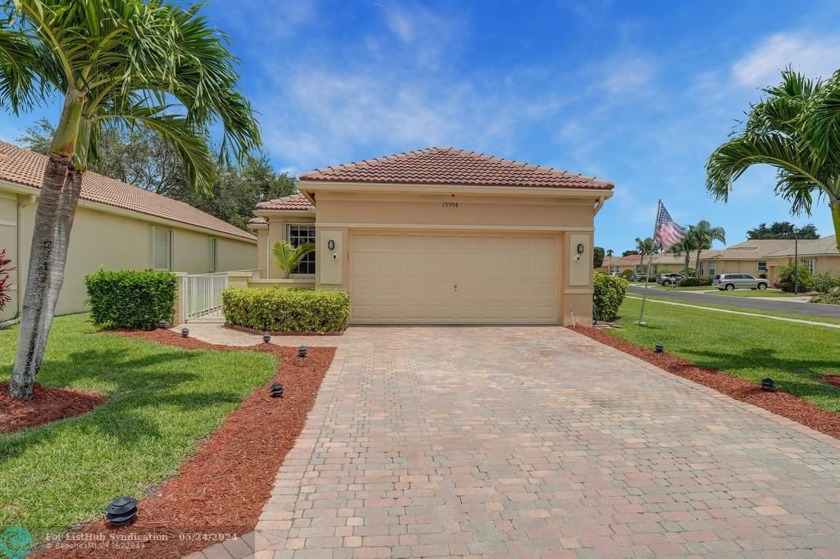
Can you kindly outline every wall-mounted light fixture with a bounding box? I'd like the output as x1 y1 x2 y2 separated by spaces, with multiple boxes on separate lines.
327 239 335 250
577 243 585 254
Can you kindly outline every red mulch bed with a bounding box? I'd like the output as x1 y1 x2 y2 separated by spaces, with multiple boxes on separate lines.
573 326 840 440
1 382 106 434
34 329 335 559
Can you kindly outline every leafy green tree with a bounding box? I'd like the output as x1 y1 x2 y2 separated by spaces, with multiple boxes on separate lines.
691 220 726 274
272 240 316 279
19 117 187 195
746 221 819 239
169 154 296 230
0 0 259 398
622 250 639 257
593 246 605 268
707 68 840 249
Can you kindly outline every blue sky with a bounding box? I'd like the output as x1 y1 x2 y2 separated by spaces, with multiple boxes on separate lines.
1 0 838 253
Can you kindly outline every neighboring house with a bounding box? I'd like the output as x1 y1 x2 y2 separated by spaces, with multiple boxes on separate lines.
608 253 698 277
250 147 613 325
0 141 257 321
697 239 791 279
765 236 840 279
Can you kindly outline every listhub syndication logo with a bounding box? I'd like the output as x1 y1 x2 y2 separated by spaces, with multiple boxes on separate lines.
0 526 33 559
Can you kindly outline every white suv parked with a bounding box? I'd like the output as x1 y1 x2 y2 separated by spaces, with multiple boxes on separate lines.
713 273 769 291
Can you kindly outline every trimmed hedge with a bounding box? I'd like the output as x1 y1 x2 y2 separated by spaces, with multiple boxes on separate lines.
677 276 713 287
593 273 628 322
223 287 349 333
85 269 176 330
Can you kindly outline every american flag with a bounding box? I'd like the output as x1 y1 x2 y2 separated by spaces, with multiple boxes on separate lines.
654 202 686 251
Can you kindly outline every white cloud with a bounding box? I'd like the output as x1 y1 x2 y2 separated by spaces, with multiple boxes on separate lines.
732 32 840 88
599 56 656 95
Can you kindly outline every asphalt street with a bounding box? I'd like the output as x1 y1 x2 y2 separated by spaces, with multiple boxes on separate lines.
627 285 840 319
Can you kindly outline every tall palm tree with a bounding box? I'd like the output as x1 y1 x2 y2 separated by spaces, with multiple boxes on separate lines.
692 220 726 273
0 0 259 398
634 237 658 276
606 249 614 274
668 226 696 277
707 68 840 249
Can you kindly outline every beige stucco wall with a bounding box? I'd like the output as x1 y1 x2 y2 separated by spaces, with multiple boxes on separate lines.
257 190 601 326
701 259 769 277
255 215 316 279
0 194 19 321
2 184 256 318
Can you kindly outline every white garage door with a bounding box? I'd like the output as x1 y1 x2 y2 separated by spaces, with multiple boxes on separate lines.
349 232 558 324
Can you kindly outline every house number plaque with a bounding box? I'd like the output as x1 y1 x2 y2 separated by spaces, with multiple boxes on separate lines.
441 202 459 208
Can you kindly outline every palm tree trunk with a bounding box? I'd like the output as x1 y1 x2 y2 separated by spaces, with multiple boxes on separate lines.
9 156 68 398
695 249 703 276
832 200 840 251
9 88 83 399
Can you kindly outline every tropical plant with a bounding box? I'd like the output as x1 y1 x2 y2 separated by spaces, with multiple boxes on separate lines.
775 263 812 293
634 236 658 273
0 249 13 312
691 220 726 274
272 240 316 279
706 68 840 250
669 225 698 277
0 0 259 398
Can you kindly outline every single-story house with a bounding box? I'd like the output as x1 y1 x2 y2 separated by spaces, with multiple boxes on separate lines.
249 147 614 325
607 252 699 277
696 239 792 279
765 236 840 279
0 141 257 321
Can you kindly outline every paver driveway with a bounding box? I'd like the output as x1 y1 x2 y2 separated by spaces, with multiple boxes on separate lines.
252 326 840 558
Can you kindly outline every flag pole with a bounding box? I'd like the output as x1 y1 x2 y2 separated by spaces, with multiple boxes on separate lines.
637 200 661 325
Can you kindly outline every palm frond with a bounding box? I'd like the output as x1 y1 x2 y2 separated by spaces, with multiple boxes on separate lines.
272 241 315 278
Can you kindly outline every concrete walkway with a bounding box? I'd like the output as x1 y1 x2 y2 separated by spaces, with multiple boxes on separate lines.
187 326 840 558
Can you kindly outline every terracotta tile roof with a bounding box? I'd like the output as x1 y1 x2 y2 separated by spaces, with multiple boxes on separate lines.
247 216 268 227
299 146 614 190
767 236 839 257
705 239 792 260
255 193 314 211
0 141 255 241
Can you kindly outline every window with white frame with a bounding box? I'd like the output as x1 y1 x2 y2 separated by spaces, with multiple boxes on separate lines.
287 224 316 275
757 261 767 272
152 227 172 270
800 258 815 274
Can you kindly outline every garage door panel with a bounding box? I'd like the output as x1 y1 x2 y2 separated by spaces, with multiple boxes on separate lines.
349 232 558 324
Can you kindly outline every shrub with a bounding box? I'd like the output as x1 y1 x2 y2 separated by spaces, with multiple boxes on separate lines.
811 287 840 305
807 272 840 294
223 287 349 333
86 269 177 330
677 276 713 287
619 269 634 280
593 273 628 322
775 263 811 293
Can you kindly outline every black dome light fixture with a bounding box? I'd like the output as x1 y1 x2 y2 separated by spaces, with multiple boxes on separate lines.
271 382 284 398
298 345 308 358
181 327 189 338
157 320 169 329
263 331 271 344
761 378 776 392
106 496 138 527
654 343 664 353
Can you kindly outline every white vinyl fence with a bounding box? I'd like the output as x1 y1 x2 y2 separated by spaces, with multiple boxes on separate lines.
183 273 228 321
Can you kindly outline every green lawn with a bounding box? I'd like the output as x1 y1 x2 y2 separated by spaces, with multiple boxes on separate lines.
0 315 276 543
612 298 840 413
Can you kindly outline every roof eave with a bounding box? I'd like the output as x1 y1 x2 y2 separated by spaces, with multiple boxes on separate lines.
298 180 614 198
254 208 317 218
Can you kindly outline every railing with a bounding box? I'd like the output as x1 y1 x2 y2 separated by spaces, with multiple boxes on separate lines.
184 273 229 321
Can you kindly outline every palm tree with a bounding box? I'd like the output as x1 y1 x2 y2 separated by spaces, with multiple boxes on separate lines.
634 237 658 277
707 68 840 249
0 0 259 398
669 225 699 277
692 220 726 274
272 241 316 279
606 249 614 274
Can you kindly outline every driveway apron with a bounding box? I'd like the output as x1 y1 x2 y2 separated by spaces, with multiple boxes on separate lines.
254 326 840 558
